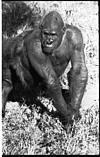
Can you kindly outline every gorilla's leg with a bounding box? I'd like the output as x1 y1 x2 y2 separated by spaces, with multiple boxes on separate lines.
2 79 13 117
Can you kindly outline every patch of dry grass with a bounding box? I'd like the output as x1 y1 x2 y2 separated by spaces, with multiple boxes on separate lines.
2 101 99 155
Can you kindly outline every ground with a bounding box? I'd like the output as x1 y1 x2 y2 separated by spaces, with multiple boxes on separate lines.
2 1 99 155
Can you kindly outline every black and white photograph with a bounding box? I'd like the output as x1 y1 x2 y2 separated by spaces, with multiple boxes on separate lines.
2 1 99 155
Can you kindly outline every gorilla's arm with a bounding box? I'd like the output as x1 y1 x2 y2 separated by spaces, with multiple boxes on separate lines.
27 40 70 120
68 30 88 111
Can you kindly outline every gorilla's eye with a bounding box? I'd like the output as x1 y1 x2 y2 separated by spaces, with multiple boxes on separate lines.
43 31 49 35
51 33 56 36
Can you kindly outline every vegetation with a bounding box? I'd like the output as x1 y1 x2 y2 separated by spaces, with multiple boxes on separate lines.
2 1 41 37
2 101 99 155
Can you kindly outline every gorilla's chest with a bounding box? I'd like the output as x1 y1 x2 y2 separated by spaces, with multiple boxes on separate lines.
49 53 66 66
49 46 70 76
50 38 70 64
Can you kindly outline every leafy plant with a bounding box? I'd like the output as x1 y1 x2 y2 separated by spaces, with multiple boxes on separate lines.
2 1 41 37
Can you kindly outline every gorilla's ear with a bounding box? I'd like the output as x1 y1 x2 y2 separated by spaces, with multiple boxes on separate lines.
62 26 66 34
39 24 42 30
39 17 44 30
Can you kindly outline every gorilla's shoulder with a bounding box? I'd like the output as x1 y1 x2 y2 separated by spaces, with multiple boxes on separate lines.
23 28 41 43
65 24 83 46
3 28 41 57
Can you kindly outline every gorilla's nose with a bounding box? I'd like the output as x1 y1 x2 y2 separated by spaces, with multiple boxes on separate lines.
47 39 53 44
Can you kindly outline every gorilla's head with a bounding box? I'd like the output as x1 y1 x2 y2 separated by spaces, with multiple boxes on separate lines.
40 11 65 55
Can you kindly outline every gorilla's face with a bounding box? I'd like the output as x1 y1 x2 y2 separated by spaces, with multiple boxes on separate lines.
41 27 63 55
40 11 64 55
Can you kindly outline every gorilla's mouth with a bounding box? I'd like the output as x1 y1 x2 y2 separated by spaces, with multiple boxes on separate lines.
42 42 54 55
45 41 54 48
46 43 53 48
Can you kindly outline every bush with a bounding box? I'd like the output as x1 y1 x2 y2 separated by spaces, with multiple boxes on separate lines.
2 1 41 37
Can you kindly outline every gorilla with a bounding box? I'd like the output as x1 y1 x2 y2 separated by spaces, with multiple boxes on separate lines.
2 11 88 125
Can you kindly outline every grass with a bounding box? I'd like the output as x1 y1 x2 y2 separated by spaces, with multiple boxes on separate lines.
2 100 99 155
